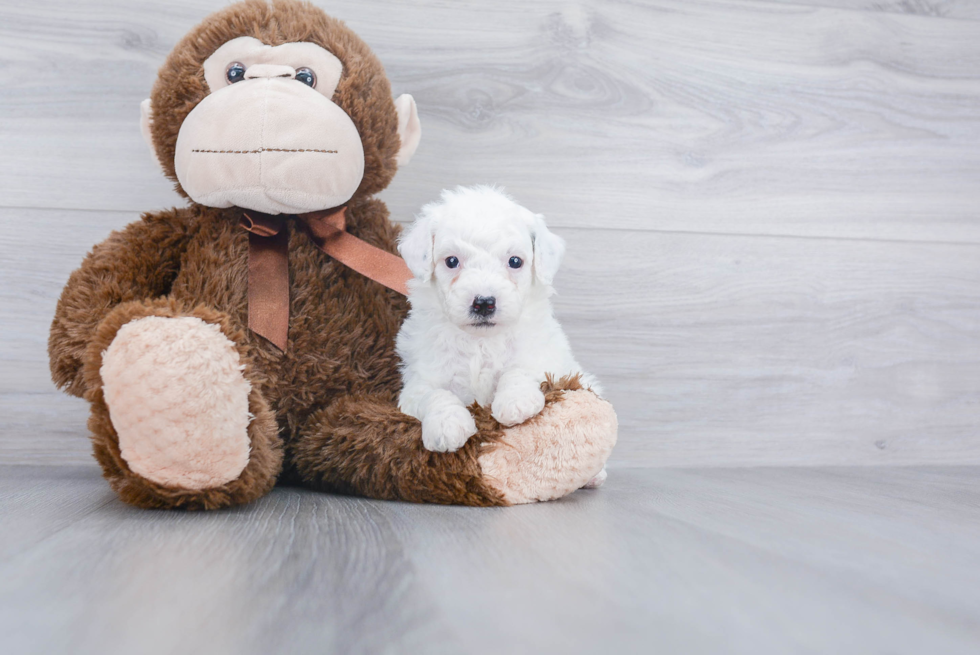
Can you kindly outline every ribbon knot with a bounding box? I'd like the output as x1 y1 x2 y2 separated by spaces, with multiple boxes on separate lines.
240 212 284 237
240 206 411 352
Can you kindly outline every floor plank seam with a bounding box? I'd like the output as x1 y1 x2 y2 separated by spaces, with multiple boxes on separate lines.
4 204 980 248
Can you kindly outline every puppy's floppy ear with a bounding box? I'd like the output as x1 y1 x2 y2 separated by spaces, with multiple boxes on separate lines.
399 212 435 281
531 214 565 286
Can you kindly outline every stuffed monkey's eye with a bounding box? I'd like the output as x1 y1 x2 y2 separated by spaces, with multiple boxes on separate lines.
295 67 317 87
508 256 523 269
445 256 459 269
225 62 246 84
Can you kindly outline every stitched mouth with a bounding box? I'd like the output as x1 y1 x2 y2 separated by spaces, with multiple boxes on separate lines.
191 148 338 154
469 321 497 328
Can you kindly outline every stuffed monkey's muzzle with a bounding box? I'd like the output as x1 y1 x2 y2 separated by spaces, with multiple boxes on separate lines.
174 77 365 215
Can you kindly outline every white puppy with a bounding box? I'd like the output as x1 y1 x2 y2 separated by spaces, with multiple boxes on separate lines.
396 186 601 453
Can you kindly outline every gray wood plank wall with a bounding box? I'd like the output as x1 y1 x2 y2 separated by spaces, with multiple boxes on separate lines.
1 0 978 467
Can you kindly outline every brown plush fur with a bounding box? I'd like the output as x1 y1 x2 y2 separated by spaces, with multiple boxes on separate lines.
288 375 588 506
289 393 508 506
82 298 283 510
48 0 546 509
149 0 401 200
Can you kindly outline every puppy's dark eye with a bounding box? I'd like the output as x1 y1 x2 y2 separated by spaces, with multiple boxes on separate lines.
225 62 246 84
445 256 459 269
295 67 317 87
508 256 523 269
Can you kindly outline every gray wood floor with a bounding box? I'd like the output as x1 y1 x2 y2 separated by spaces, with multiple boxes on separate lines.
1 464 978 655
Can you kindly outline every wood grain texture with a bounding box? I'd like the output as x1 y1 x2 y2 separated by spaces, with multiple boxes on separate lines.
3 207 978 466
759 0 980 21
559 228 980 466
1 0 979 468
1 466 978 654
0 0 978 241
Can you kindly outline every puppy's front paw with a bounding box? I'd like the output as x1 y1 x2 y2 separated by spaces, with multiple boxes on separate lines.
422 405 477 452
491 385 546 427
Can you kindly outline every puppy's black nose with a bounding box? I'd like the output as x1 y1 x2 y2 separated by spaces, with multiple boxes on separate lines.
471 296 496 317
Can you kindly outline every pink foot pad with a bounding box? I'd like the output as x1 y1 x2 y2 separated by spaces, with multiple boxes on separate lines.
100 316 252 490
479 389 617 504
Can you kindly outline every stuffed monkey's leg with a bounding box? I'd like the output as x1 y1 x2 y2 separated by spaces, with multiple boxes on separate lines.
83 299 282 510
290 377 617 506
290 393 508 506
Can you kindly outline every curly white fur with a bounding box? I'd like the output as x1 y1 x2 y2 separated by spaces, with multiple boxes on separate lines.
396 186 601 453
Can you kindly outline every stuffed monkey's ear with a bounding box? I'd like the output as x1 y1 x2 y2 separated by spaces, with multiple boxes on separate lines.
399 213 435 282
139 99 164 169
531 214 566 286
394 94 421 166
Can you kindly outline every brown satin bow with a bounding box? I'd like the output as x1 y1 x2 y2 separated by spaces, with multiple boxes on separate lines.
240 205 412 352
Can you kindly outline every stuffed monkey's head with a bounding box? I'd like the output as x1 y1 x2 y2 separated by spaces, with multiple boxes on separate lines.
141 0 420 214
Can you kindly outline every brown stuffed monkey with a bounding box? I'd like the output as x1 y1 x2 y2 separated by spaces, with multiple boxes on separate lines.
47 0 617 510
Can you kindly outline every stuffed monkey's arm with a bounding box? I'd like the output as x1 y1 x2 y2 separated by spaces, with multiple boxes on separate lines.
48 210 196 397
